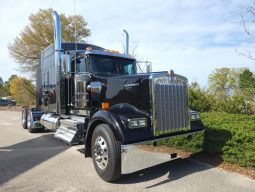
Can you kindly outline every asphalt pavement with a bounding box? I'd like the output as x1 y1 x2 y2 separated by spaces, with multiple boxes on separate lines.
0 111 255 192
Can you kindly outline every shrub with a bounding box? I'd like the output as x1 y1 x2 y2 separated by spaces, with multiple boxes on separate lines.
188 82 211 112
159 112 255 167
202 112 255 167
222 128 255 167
211 96 253 115
157 133 204 153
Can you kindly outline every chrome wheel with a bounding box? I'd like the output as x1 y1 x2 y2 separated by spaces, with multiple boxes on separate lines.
91 124 121 181
94 136 108 169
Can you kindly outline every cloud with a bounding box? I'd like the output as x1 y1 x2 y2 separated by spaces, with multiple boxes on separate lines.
0 0 254 85
147 44 255 86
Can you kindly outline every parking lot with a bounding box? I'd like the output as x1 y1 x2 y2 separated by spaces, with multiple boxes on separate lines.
0 111 255 192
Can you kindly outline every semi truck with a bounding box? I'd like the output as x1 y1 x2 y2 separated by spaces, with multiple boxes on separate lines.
21 11 204 182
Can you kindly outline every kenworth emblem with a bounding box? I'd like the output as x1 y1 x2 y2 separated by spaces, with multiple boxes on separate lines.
124 83 139 88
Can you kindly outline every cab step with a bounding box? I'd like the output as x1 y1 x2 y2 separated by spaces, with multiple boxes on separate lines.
54 119 84 145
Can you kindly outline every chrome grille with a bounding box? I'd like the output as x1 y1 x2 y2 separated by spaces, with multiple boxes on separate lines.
150 73 190 136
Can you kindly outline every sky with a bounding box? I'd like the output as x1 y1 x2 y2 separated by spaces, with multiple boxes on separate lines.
1 0 255 86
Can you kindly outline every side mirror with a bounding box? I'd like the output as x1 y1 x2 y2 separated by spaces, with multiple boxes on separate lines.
61 54 71 74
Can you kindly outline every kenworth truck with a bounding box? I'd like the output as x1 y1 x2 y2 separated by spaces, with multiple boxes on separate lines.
21 11 204 182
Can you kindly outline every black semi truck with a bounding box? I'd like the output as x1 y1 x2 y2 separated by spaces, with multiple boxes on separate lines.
21 11 204 182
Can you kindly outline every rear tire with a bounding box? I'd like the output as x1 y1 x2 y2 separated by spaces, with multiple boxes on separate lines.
91 124 121 182
27 110 36 133
21 108 28 129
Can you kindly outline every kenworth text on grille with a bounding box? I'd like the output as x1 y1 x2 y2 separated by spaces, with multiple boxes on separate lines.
21 11 204 182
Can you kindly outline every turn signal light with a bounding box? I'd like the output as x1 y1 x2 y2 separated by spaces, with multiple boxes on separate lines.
105 49 120 53
102 102 110 110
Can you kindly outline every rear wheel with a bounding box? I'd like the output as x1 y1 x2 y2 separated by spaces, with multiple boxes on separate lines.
91 124 121 182
27 111 35 133
21 108 28 129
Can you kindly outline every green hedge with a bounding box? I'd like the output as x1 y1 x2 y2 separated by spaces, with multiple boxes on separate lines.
157 112 255 167
157 132 204 153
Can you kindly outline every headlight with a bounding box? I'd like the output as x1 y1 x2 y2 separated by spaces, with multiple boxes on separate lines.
127 118 147 129
190 113 200 121
191 115 196 120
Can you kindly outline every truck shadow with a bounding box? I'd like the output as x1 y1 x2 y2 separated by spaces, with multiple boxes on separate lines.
0 133 69 185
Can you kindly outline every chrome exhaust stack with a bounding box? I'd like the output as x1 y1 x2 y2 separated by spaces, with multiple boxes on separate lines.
52 11 62 114
123 29 129 55
52 11 62 55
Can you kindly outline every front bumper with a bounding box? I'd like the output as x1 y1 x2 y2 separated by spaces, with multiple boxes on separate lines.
121 127 204 174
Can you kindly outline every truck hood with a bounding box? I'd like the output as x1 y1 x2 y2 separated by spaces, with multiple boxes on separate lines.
93 74 151 114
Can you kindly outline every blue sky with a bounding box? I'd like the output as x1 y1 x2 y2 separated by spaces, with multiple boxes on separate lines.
0 0 255 86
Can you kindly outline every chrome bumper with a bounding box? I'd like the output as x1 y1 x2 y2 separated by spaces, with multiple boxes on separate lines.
121 143 179 174
121 128 204 174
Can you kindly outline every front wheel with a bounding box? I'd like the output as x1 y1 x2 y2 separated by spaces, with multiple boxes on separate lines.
91 124 121 182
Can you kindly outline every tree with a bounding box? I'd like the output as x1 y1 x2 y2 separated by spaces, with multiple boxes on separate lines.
8 8 91 77
211 95 252 115
239 69 255 100
0 77 4 97
208 67 243 98
9 76 35 105
188 82 211 112
238 2 255 60
207 67 253 114
0 77 3 87
239 69 255 89
4 74 18 95
0 77 9 97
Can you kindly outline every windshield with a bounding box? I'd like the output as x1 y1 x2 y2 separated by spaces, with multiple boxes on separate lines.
90 55 136 75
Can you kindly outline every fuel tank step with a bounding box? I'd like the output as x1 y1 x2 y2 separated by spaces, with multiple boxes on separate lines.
54 119 84 145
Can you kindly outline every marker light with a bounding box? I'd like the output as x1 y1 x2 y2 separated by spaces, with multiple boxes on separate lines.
102 102 110 110
86 47 93 51
105 49 120 53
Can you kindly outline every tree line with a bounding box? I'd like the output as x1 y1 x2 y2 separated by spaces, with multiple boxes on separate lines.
0 75 35 105
189 67 255 114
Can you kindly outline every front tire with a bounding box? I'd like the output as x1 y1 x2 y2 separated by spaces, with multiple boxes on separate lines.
91 124 121 182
